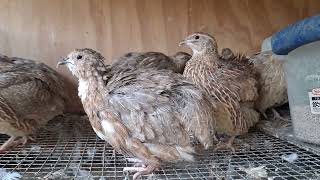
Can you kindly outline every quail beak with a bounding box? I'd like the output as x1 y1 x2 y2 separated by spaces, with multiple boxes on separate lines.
179 39 187 46
56 57 70 68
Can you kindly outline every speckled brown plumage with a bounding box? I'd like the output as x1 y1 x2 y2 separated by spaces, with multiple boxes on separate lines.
220 47 249 62
249 51 288 120
220 48 235 60
181 33 260 151
0 55 67 152
112 51 191 73
59 48 215 179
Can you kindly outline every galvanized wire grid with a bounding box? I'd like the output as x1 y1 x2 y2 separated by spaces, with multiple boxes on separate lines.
0 114 320 180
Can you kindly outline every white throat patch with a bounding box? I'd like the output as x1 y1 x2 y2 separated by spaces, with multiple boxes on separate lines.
78 79 88 101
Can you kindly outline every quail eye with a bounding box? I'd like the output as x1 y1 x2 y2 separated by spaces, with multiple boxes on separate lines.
77 55 83 60
195 35 199 40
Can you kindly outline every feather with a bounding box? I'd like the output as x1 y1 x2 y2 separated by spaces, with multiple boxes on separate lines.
249 51 288 115
111 51 191 74
182 32 260 150
0 54 68 152
60 48 215 179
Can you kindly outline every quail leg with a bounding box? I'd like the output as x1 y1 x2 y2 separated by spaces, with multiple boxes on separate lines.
261 112 268 120
27 136 36 142
0 136 17 153
214 136 236 152
213 134 218 142
123 164 157 180
20 136 29 146
271 108 290 127
126 158 146 167
0 136 31 153
12 136 30 147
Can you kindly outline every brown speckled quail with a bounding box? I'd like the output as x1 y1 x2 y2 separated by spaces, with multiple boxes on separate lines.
221 48 288 121
181 33 260 151
112 51 191 73
249 51 288 121
0 55 68 152
58 48 215 180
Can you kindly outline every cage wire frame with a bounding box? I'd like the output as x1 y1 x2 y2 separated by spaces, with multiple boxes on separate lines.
0 114 320 180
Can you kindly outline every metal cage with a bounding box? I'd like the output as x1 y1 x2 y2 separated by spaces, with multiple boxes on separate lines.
1 114 320 180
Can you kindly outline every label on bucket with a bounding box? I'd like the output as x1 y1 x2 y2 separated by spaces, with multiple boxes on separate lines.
309 88 320 114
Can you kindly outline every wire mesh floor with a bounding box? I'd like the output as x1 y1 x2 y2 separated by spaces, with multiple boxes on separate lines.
1 114 320 180
257 105 320 156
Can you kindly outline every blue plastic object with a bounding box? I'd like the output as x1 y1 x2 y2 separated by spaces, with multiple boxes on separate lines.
271 15 320 55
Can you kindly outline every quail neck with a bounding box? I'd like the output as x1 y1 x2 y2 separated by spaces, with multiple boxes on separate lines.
184 36 219 67
190 45 220 70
